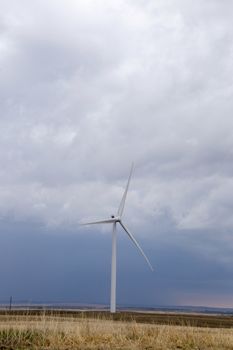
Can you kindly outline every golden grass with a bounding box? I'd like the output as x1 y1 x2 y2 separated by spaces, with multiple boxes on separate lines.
0 314 232 349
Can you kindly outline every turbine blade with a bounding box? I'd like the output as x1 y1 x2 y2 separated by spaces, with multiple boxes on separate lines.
80 218 116 225
117 163 134 218
120 222 153 271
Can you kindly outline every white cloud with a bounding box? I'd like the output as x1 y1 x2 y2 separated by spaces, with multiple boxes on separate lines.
0 0 233 231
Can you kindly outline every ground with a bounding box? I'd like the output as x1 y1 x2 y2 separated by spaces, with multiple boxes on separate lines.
0 310 232 349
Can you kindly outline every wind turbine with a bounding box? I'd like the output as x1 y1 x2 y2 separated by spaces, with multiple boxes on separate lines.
81 164 153 313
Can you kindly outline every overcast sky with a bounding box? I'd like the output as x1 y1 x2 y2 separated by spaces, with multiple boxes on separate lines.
0 0 233 308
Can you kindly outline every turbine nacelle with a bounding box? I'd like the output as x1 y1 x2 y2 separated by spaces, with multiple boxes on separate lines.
111 215 120 222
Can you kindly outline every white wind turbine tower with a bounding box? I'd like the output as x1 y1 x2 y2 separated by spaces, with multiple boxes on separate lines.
81 164 153 313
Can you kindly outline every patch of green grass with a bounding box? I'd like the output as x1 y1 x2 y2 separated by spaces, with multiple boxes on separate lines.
0 328 44 349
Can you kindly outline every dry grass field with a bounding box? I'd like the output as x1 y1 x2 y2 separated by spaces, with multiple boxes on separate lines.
0 312 232 349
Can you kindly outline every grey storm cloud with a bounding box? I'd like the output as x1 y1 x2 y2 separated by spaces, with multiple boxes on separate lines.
0 0 233 231
0 0 233 307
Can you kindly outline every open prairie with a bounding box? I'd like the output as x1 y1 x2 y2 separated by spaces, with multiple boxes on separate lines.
0 310 232 349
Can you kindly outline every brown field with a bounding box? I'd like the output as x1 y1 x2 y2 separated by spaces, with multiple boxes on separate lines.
0 310 232 349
